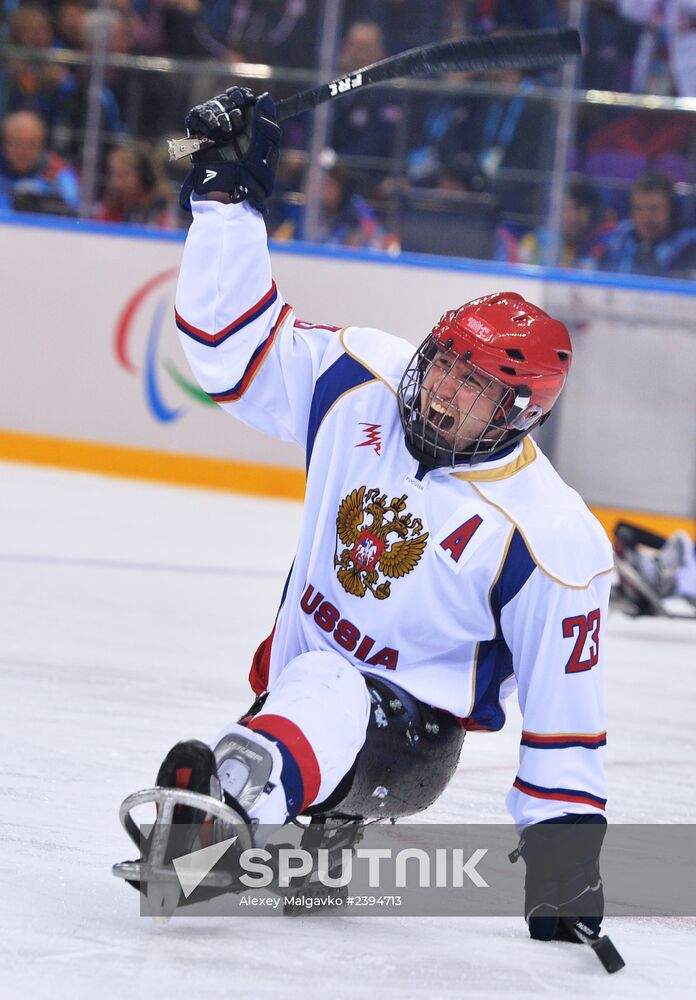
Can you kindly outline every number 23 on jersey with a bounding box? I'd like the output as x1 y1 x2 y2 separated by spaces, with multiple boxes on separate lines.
562 610 601 673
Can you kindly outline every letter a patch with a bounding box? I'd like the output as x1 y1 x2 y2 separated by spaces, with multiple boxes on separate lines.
440 515 483 563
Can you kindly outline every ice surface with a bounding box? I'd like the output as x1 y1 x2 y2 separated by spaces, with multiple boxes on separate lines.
1 461 694 999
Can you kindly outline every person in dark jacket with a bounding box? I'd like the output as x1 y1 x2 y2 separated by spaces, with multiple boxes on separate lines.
601 171 696 278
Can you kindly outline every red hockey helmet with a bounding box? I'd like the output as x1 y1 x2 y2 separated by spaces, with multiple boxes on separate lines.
397 292 573 466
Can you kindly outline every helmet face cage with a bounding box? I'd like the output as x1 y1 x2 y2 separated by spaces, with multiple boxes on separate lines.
397 336 540 467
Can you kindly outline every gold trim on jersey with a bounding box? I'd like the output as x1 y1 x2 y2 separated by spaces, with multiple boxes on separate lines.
339 328 399 396
466 525 516 718
450 436 537 483
469 483 615 590
310 327 392 441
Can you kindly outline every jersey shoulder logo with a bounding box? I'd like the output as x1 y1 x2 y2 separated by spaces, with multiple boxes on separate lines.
203 169 218 184
355 422 381 456
334 486 428 600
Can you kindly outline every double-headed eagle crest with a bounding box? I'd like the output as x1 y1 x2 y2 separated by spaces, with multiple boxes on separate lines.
334 486 429 600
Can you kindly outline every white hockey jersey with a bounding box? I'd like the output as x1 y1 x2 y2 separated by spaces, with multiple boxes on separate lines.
175 197 615 826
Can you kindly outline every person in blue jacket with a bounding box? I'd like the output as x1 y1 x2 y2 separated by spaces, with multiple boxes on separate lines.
601 171 696 278
0 109 79 214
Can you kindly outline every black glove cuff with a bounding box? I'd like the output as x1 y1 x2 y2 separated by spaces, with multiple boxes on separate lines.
179 161 268 214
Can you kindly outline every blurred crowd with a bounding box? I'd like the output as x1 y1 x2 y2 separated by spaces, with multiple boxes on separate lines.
2 0 696 279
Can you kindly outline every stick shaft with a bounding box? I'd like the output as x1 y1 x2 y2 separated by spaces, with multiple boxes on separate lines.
166 28 581 160
275 28 581 122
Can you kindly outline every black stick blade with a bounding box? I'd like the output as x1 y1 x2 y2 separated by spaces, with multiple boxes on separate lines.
560 919 626 975
591 935 626 975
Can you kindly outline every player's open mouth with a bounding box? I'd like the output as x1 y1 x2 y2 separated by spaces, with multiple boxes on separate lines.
427 399 456 432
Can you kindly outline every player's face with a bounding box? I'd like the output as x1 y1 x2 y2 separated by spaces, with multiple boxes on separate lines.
420 350 508 450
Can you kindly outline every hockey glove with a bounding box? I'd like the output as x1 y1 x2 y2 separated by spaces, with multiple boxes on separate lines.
180 87 281 213
511 814 606 942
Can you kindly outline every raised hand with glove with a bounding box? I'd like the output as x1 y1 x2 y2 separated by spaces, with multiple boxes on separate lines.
179 86 282 213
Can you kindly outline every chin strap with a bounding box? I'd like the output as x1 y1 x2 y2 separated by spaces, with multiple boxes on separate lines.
500 386 535 430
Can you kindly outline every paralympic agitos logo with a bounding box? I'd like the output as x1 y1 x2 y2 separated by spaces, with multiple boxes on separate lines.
114 268 215 422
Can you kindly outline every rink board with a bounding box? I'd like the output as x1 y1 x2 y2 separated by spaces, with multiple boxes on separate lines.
1 212 695 529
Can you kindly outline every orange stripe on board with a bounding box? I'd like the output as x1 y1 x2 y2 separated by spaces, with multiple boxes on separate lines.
1 426 695 540
0 429 305 501
590 504 696 542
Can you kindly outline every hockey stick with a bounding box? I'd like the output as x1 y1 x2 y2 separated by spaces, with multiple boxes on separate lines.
167 27 581 161
560 918 626 974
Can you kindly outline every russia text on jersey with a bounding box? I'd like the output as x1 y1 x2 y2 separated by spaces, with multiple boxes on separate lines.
300 583 398 670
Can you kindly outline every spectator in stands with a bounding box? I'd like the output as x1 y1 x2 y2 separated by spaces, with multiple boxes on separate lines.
601 171 696 277
3 3 125 161
81 6 174 136
3 3 65 114
6 1 53 50
272 159 395 251
0 108 80 214
55 1 88 50
330 21 404 174
517 178 615 269
93 143 177 228
432 60 554 218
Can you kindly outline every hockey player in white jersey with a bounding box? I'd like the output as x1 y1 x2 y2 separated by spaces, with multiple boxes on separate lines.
118 87 615 945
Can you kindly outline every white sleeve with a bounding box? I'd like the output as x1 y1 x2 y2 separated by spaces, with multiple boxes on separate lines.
174 197 344 447
501 564 611 827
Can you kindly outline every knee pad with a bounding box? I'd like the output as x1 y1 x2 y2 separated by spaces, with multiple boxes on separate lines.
249 651 371 809
305 674 465 820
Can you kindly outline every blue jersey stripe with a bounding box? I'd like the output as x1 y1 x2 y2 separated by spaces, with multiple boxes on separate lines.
306 353 376 469
463 529 535 730
493 528 536 613
207 305 291 402
514 776 607 809
175 283 278 347
465 642 511 732
521 734 607 750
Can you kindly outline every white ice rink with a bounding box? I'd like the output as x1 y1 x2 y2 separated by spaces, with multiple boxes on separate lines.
1 460 694 999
